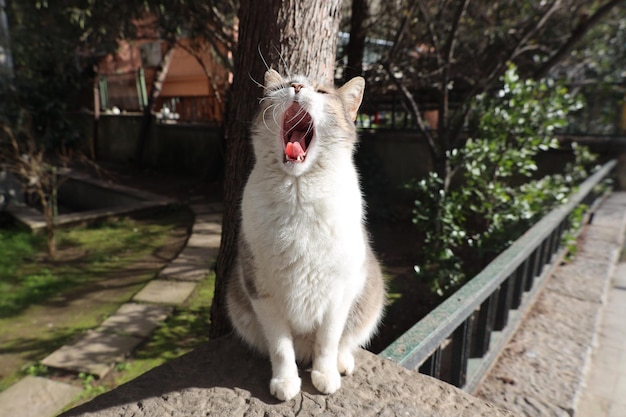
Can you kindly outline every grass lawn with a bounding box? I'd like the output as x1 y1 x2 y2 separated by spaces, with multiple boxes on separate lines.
0 213 180 317
0 206 219 400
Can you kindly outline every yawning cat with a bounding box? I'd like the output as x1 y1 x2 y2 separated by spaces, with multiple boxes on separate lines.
226 69 385 401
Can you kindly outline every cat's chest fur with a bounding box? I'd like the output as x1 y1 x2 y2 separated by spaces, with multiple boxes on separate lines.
241 161 366 331
228 71 384 402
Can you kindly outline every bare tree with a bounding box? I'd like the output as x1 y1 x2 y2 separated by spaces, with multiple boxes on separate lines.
378 0 625 187
209 0 342 338
0 123 65 258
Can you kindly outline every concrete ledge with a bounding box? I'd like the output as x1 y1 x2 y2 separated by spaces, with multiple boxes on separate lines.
60 335 520 417
475 192 626 417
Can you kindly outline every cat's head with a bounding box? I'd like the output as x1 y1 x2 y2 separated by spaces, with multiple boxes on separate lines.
252 69 365 176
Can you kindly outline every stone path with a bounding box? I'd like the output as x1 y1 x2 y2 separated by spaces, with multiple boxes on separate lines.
576 262 626 416
475 192 626 417
0 202 222 417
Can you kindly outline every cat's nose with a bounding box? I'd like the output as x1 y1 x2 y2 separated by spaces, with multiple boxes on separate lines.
291 83 304 94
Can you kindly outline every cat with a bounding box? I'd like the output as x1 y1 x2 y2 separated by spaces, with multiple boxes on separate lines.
226 69 385 402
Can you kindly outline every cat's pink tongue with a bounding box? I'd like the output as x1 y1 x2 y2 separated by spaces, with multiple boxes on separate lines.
285 141 305 160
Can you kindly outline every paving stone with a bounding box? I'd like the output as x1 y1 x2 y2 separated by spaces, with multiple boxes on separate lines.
158 264 210 281
159 241 219 281
0 376 82 417
583 224 624 245
60 335 521 417
186 232 221 249
612 263 626 289
576 236 620 264
98 303 172 337
595 192 626 209
192 213 222 227
476 312 591 416
159 252 213 281
592 208 626 229
528 290 599 346
547 258 612 303
132 279 197 304
41 331 143 378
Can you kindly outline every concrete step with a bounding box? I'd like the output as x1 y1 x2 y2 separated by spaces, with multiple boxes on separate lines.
0 376 81 417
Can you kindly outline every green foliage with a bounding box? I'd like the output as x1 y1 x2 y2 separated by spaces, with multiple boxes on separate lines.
410 65 595 295
3 1 89 148
24 362 50 377
78 372 107 397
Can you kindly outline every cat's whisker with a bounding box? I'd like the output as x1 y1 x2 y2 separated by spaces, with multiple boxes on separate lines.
258 44 271 72
271 104 284 129
262 104 282 136
248 72 265 90
271 45 292 80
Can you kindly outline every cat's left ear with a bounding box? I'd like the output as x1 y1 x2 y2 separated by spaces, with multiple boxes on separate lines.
338 77 365 121
264 69 283 94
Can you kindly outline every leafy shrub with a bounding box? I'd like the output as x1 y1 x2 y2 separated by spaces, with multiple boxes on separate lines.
410 65 595 295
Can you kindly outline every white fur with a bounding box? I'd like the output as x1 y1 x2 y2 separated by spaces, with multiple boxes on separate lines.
234 72 377 401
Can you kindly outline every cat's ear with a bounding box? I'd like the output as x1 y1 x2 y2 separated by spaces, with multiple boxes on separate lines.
338 77 365 121
264 69 283 93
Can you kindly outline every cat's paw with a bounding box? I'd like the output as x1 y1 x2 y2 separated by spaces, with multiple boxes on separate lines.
270 376 301 401
311 369 341 394
338 351 355 375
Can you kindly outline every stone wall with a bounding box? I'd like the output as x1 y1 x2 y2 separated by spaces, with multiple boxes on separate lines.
60 335 520 417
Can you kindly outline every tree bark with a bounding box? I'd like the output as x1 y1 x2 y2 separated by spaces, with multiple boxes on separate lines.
134 43 175 167
344 0 368 80
209 0 342 339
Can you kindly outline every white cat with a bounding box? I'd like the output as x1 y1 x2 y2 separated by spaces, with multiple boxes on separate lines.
226 69 385 401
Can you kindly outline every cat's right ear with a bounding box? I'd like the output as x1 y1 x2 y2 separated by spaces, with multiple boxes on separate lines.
338 77 365 121
264 69 283 94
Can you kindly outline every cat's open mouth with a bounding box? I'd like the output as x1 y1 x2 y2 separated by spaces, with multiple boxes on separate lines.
282 102 314 163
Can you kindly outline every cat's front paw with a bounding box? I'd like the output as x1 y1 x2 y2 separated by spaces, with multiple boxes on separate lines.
311 369 341 394
270 376 301 401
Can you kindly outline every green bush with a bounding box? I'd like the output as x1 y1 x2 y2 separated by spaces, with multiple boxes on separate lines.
410 65 595 295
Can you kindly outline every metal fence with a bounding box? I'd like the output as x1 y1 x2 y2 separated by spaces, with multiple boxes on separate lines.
379 159 617 392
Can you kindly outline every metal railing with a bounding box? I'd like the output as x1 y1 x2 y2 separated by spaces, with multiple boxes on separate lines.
379 159 616 392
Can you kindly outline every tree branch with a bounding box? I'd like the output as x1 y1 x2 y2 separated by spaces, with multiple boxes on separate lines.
533 0 626 79
175 41 225 104
416 0 443 66
387 1 420 63
383 62 440 162
438 0 470 150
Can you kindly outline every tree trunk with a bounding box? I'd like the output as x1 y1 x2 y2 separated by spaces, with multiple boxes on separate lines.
134 43 175 167
344 0 368 80
44 203 56 258
209 0 342 339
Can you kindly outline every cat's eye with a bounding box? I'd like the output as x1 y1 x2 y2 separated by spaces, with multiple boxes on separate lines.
316 88 330 94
